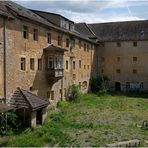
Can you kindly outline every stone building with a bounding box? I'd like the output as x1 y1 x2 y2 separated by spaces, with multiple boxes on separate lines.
0 0 148 111
0 1 97 107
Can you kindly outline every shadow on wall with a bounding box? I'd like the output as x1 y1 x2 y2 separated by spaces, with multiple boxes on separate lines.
31 52 52 99
88 44 100 92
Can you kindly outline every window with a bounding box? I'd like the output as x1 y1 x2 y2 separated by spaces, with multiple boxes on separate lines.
133 69 137 74
64 88 67 97
33 29 38 41
101 69 104 73
58 36 62 46
20 57 26 71
117 42 121 47
140 82 144 89
79 40 81 48
66 38 70 47
84 43 86 51
133 41 137 47
23 26 29 39
87 44 89 52
73 61 75 69
48 56 53 68
101 57 105 62
47 33 51 44
87 65 89 70
71 39 75 48
126 82 130 91
30 58 34 70
133 57 137 61
66 60 68 70
117 57 120 61
84 65 86 69
79 60 81 68
116 69 120 74
38 59 42 70
55 55 63 69
73 74 76 80
69 23 71 30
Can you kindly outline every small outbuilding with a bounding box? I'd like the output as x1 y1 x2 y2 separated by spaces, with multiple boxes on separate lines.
10 87 49 127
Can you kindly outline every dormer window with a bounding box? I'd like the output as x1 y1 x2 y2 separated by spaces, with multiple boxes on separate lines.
69 23 71 30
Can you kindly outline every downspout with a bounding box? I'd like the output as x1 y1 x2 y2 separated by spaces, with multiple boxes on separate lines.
3 17 7 104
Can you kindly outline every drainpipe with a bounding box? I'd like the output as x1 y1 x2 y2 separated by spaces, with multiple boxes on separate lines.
3 17 7 104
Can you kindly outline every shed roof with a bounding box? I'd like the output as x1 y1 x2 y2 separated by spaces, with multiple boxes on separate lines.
0 104 14 113
10 88 49 111
88 20 148 42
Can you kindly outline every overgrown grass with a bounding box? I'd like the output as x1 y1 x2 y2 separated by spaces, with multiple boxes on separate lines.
0 93 148 147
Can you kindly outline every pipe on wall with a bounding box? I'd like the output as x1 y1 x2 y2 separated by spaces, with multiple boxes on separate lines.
3 16 7 104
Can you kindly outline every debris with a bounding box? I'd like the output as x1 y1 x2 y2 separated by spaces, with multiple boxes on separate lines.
142 120 148 130
106 139 140 147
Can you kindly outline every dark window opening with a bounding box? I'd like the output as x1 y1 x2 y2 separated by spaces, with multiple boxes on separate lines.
30 58 34 70
58 36 62 46
73 61 75 69
47 33 51 44
23 26 29 39
66 38 70 47
133 41 137 47
20 57 26 71
117 42 121 47
33 29 38 41
66 60 68 70
38 59 42 70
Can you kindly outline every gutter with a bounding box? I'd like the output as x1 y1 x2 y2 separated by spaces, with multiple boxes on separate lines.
3 16 7 104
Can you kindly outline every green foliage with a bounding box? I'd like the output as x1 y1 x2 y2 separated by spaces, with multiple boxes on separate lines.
0 110 22 136
67 84 80 102
91 75 110 94
1 93 148 147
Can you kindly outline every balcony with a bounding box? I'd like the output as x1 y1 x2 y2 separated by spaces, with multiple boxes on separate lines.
47 68 64 78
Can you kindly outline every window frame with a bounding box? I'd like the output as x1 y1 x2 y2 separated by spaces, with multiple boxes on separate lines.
33 28 38 41
20 57 26 71
30 58 35 70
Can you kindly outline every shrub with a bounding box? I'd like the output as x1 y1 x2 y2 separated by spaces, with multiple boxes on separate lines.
0 110 22 136
91 75 109 94
67 84 80 102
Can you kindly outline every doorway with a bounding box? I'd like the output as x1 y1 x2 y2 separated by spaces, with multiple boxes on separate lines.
115 82 121 91
36 109 42 125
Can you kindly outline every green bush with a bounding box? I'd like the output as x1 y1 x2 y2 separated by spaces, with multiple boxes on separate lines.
91 75 110 94
0 110 22 136
67 84 80 103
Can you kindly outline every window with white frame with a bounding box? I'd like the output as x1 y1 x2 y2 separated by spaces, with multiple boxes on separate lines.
48 56 53 68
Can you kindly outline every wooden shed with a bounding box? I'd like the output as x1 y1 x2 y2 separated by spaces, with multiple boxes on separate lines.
10 87 49 127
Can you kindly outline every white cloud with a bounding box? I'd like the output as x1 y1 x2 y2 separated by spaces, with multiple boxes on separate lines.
14 0 147 23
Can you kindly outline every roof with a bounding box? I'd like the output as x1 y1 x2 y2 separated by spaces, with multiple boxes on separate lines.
88 20 148 42
31 9 74 27
75 23 97 39
0 103 14 113
0 1 95 44
44 44 68 52
0 1 56 27
10 88 49 111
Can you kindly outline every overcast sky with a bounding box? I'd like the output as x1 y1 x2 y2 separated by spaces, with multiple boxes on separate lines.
13 0 148 23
